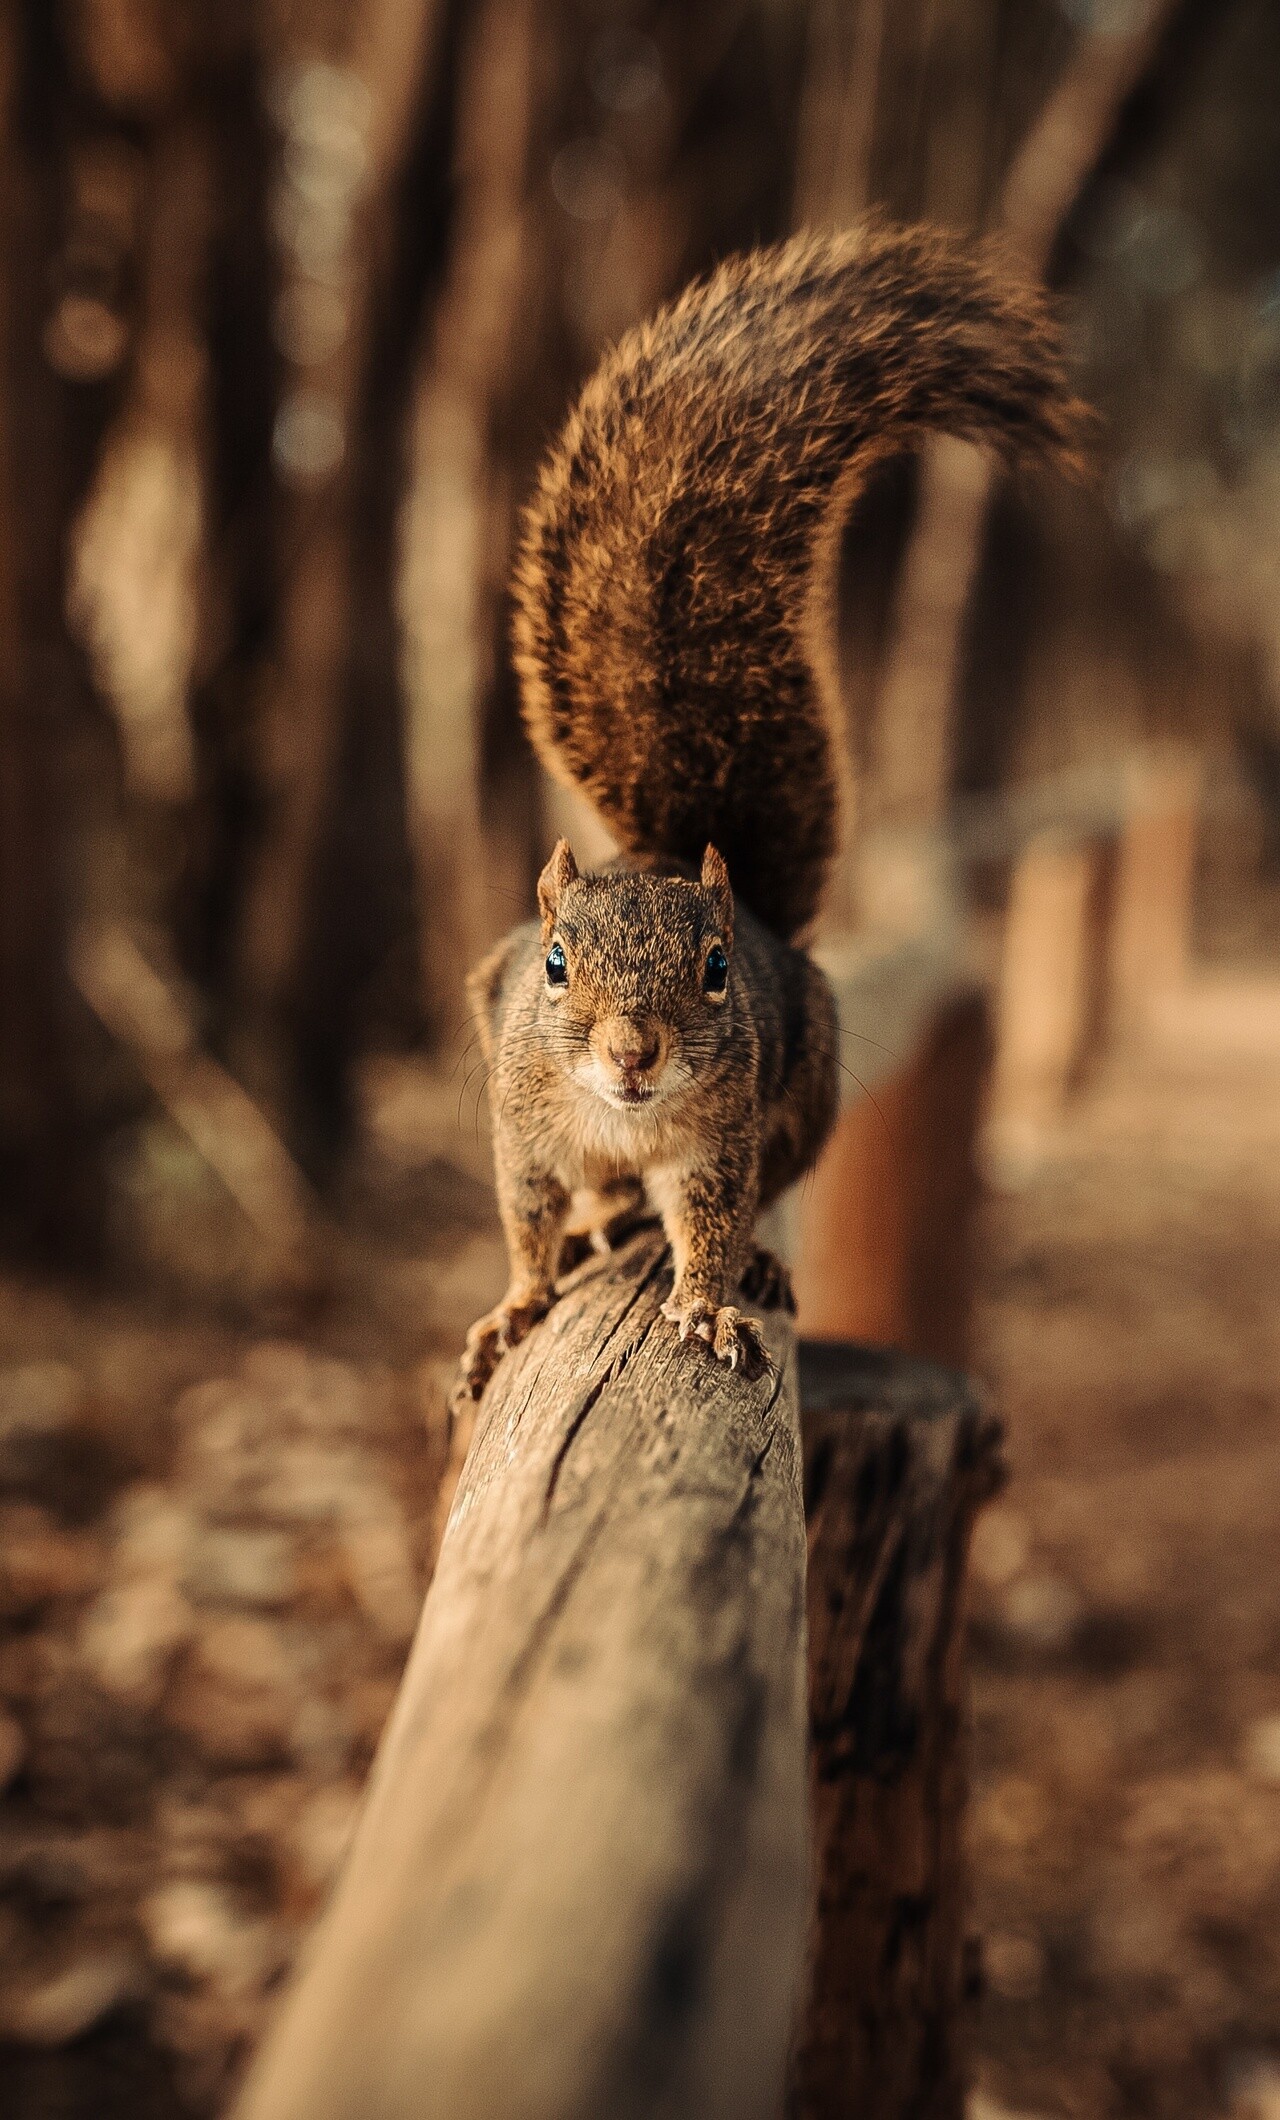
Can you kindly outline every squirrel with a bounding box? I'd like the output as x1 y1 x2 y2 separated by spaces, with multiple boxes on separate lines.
454 218 1087 1406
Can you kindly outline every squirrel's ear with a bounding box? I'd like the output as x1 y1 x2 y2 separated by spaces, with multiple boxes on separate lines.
700 844 733 940
538 838 578 938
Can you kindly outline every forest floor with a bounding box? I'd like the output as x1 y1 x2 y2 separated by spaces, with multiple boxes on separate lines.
968 977 1280 2120
0 1070 507 2117
0 942 1278 2117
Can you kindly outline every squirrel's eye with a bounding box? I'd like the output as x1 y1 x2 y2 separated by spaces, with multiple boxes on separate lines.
545 942 568 987
704 944 729 996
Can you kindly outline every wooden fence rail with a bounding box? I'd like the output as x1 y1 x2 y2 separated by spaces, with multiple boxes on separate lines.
234 1226 810 2120
232 1222 1000 2120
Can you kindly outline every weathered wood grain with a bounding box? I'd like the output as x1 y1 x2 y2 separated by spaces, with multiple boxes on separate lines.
789 1340 1005 2120
234 1225 809 2120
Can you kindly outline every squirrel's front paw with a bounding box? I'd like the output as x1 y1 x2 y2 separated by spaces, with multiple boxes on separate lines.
661 1297 772 1379
451 1292 552 1411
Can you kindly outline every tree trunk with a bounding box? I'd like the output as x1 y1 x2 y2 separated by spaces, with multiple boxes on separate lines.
0 0 143 1259
792 0 886 233
177 34 284 1026
171 0 469 1173
862 0 1200 846
402 0 553 1046
277 0 471 1170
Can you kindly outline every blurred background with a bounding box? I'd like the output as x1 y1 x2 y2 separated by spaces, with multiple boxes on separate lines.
0 0 1278 2114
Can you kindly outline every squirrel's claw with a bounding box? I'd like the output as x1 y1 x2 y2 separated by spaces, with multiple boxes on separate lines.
664 1301 702 1345
451 1291 553 1411
711 1305 771 1377
663 1297 773 1380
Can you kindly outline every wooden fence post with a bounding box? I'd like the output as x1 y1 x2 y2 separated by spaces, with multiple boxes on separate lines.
1107 749 1203 1034
793 980 991 1370
986 829 1113 1152
790 1340 1005 2120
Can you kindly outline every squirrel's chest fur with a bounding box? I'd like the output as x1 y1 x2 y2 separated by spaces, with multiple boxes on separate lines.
555 1085 715 1187
487 934 760 1186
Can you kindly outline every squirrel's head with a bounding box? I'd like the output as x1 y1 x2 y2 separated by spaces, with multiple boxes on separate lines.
535 838 735 1112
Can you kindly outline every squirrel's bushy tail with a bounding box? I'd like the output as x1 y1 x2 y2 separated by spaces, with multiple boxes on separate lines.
512 220 1089 939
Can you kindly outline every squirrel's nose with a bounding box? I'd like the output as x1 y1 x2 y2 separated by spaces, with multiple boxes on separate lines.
607 1022 661 1074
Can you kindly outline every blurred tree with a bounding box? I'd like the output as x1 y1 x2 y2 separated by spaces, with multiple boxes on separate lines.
954 0 1278 802
793 0 1069 920
254 0 471 1175
166 0 470 1176
865 0 1199 844
0 0 149 1256
176 22 283 1032
782 0 1247 924
1057 0 1280 791
402 0 556 1048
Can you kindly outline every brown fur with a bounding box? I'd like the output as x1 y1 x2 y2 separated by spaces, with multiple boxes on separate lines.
455 847 838 1402
454 221 1087 1403
513 218 1088 940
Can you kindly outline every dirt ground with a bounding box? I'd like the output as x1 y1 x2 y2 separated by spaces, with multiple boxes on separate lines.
0 1084 506 2117
968 998 1280 2120
1 942 1278 2116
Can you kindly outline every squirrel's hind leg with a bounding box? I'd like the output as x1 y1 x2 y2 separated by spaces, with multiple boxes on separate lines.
739 1245 796 1314
556 1176 650 1276
758 956 840 1206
